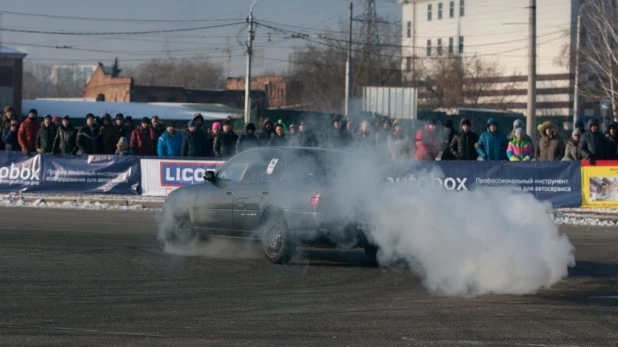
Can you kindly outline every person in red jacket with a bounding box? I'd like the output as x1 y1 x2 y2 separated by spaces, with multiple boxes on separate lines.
18 109 40 155
414 121 441 160
130 117 156 155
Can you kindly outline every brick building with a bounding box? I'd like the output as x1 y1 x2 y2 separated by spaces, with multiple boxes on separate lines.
83 63 267 109
0 45 27 115
226 76 303 109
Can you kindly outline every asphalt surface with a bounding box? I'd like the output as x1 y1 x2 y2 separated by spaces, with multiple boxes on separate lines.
1 209 617 346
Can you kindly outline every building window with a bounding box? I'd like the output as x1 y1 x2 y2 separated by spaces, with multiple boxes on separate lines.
438 3 443 19
449 37 454 54
437 38 443 55
459 36 464 54
406 57 412 71
406 21 412 38
460 0 465 16
449 1 455 18
428 4 432 21
427 39 432 56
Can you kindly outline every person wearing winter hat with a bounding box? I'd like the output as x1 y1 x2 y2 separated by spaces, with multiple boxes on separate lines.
507 127 534 161
214 120 238 157
537 121 565 161
476 117 508 161
100 113 121 154
17 108 41 155
130 117 156 156
267 123 288 147
115 136 133 155
1 106 16 150
53 115 77 154
2 114 21 152
449 118 479 160
236 122 259 153
36 115 56 153
157 121 182 157
151 115 165 153
122 116 135 138
579 117 609 164
258 119 274 145
76 113 103 154
182 120 211 157
563 129 583 161
211 121 222 136
510 119 535 155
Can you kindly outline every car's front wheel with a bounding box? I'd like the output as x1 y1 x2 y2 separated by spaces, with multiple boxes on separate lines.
261 215 295 264
165 216 199 247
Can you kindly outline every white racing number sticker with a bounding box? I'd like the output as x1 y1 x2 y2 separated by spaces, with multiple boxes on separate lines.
266 158 279 175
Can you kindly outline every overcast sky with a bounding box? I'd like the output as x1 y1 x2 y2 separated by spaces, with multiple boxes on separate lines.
0 0 401 76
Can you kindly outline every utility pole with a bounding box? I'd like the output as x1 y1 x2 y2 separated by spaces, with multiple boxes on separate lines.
573 12 582 127
527 0 537 141
345 2 353 116
244 0 259 125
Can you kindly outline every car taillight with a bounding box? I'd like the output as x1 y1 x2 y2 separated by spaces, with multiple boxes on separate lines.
310 193 321 207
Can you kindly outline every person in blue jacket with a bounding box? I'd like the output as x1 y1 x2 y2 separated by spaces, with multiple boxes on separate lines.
476 117 508 161
157 121 183 157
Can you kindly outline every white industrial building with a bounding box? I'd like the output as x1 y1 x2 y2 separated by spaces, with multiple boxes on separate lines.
398 0 588 121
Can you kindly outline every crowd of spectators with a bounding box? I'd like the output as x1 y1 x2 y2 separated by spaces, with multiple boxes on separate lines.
1 105 614 163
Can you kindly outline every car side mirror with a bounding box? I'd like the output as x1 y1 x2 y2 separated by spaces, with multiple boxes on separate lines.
204 170 216 183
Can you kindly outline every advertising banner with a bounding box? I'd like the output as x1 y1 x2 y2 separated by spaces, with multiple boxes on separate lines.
41 154 140 194
387 161 581 208
581 160 618 208
140 158 224 196
0 152 42 192
0 153 140 194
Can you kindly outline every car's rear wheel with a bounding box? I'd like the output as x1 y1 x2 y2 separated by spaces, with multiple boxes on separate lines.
261 215 295 264
166 216 199 246
363 243 379 264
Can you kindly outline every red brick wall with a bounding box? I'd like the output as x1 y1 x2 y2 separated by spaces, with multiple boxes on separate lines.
83 66 132 102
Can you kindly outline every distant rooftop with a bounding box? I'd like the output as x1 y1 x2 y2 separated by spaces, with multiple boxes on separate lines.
0 45 27 59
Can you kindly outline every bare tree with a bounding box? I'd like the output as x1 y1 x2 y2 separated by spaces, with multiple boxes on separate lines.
557 0 618 118
124 55 225 90
287 17 402 113
412 54 519 110
22 62 84 99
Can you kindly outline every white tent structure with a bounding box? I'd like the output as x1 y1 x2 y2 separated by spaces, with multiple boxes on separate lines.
22 100 242 121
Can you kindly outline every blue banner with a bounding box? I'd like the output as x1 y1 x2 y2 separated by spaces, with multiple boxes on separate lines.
0 152 140 194
386 161 581 208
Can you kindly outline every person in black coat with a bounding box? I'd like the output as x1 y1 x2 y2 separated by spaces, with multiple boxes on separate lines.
36 115 56 153
449 118 479 160
182 120 211 157
2 115 20 151
53 116 78 154
76 113 104 155
213 120 239 158
296 120 319 147
440 119 457 160
268 123 288 146
236 122 260 153
258 119 274 146
579 118 608 164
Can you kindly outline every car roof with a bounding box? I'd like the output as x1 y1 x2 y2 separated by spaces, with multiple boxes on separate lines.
241 146 348 156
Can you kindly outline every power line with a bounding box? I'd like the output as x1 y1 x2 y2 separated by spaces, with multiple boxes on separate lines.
0 10 243 23
0 22 246 36
256 21 569 51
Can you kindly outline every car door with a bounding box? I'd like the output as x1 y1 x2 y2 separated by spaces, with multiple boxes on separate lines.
233 149 286 233
193 152 252 233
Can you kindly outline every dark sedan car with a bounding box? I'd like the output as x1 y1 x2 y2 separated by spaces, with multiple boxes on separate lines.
158 147 378 264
